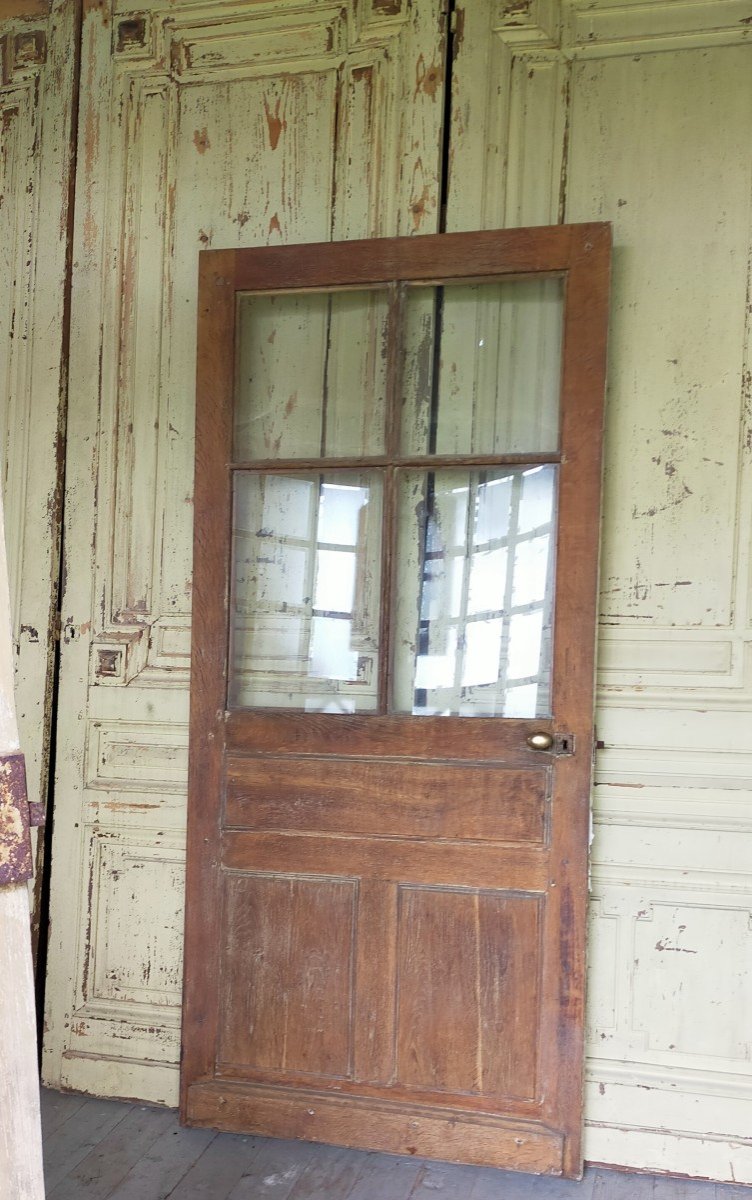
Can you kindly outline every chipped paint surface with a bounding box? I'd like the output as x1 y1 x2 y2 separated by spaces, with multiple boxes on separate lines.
446 0 752 1185
43 0 446 1110
0 0 77 931
0 752 43 885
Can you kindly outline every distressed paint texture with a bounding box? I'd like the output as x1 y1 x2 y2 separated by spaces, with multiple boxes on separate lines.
19 0 752 1184
446 0 752 1184
43 0 446 1108
0 0 77 916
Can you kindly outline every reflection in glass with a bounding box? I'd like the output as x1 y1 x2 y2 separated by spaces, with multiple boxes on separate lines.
235 289 389 460
230 473 382 711
402 277 563 455
394 467 556 717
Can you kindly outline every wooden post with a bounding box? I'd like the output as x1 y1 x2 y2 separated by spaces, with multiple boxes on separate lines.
0 487 45 1200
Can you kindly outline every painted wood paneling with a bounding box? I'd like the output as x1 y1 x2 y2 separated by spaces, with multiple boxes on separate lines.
447 0 752 1181
0 0 76 918
44 0 446 1106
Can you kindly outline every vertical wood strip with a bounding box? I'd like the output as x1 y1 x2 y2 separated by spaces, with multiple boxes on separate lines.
379 282 405 713
353 879 399 1084
181 249 237 1111
541 223 611 1175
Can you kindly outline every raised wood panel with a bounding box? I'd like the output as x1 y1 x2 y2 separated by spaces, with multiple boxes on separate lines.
0 85 36 639
446 8 569 233
587 881 752 1073
227 711 553 760
86 830 184 1010
218 873 357 1078
594 782 752 835
593 817 752 891
167 6 346 77
632 901 752 1062
225 756 550 844
584 1067 752 1183
395 887 542 1100
85 720 188 793
110 79 172 627
223 831 549 893
59 828 185 1076
597 630 741 693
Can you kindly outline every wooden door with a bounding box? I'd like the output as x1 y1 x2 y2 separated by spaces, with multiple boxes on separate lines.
183 224 610 1178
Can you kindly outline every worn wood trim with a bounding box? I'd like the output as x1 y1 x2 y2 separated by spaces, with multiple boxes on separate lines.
180 249 236 1113
543 221 612 1175
225 711 553 760
185 1080 565 1175
229 225 606 291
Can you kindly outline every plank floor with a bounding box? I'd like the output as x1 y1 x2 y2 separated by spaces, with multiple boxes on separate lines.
41 1088 748 1200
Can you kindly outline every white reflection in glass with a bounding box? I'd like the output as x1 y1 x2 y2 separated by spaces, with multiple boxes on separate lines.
396 465 556 717
231 475 380 710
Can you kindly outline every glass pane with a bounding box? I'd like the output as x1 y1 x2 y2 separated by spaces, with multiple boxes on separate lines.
393 466 556 717
230 472 382 711
235 289 389 459
402 277 563 455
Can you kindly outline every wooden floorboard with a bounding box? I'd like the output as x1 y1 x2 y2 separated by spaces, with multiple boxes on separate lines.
40 1089 747 1200
42 1096 134 1193
47 1103 177 1200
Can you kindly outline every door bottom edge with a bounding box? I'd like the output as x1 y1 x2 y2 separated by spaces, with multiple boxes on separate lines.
184 1078 566 1174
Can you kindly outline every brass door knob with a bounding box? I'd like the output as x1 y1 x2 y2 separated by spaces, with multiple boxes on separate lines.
526 732 554 751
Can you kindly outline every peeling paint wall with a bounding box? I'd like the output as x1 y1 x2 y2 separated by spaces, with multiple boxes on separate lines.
42 0 447 1110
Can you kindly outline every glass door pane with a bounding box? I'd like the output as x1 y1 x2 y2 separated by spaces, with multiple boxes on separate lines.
393 466 557 716
230 471 383 711
235 288 390 460
401 277 564 455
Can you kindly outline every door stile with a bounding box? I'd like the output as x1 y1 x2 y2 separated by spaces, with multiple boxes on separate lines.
538 224 612 1173
181 249 237 1115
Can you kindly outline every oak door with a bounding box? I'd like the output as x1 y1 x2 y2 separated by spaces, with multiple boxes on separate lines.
182 225 611 1178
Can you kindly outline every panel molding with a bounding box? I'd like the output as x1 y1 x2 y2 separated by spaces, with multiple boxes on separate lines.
446 7 570 232
0 82 35 639
66 826 186 1068
565 0 752 57
84 719 188 793
593 784 752 833
587 887 752 1054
